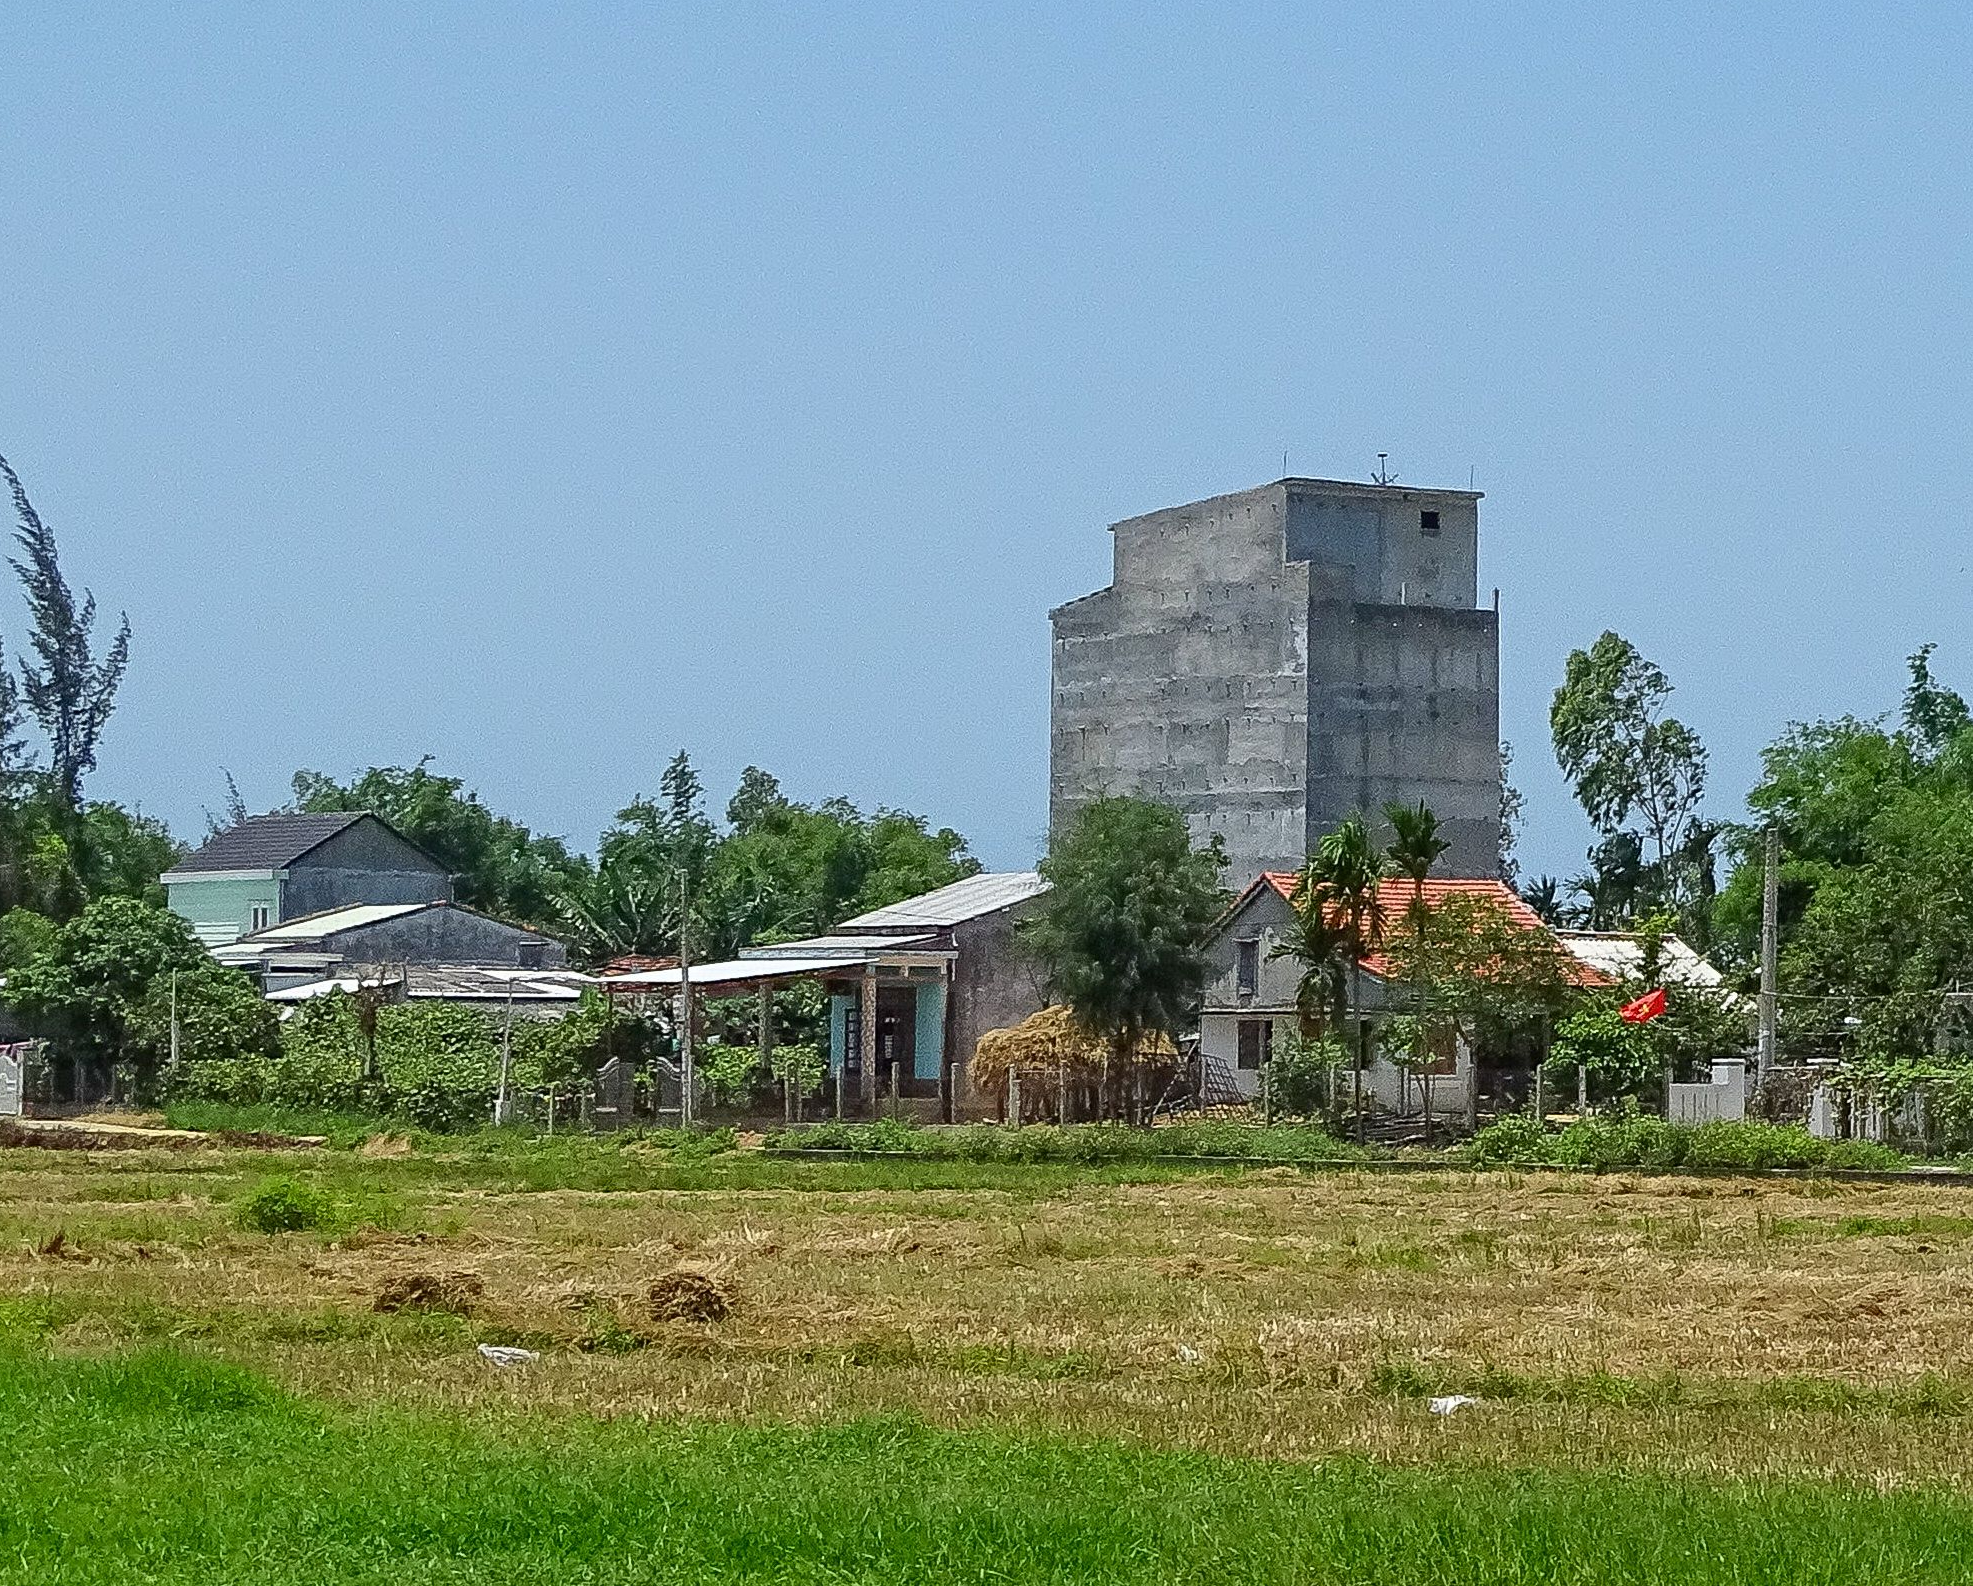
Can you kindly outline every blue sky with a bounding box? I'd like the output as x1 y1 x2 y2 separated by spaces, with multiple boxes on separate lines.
4 4 1969 880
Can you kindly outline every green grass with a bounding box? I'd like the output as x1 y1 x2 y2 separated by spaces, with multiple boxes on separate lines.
1369 1358 1973 1418
3 1346 1972 1584
766 1118 1378 1163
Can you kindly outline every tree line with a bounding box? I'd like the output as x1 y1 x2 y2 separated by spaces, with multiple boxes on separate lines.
1531 627 1973 1079
2 450 1966 1115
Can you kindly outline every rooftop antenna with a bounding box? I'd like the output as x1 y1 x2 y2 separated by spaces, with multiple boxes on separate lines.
1370 452 1398 486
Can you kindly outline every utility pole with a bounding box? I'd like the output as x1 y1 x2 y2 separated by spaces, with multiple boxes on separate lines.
1756 825 1780 1093
676 870 695 1129
168 971 180 1077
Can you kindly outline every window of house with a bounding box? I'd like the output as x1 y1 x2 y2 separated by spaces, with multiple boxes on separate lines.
1237 1018 1273 1070
1419 509 1442 537
1424 1021 1458 1076
249 904 271 933
1235 938 1259 996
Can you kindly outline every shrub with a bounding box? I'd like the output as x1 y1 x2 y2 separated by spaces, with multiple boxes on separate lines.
235 1177 337 1235
169 989 627 1133
1264 1031 1347 1119
1465 1113 1549 1165
761 1120 1363 1164
1462 1117 1906 1174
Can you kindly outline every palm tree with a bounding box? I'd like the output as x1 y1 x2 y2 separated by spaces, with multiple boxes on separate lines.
1268 882 1352 1123
1267 892 1350 1041
1309 815 1387 1142
1385 800 1450 1138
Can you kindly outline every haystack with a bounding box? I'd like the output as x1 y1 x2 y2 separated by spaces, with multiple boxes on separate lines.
971 1005 1177 1092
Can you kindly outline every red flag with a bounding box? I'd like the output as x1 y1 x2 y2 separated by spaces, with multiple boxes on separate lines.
1620 988 1667 1024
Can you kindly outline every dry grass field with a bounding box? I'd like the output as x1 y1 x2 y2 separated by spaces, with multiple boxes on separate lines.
9 1134 1973 1488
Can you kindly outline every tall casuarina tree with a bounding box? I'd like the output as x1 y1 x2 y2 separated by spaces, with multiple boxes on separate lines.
0 454 130 814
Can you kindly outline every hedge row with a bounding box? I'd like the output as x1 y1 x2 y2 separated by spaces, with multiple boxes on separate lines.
763 1119 1371 1163
1462 1113 1905 1172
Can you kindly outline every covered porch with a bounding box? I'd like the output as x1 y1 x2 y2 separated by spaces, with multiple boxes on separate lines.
603 931 956 1121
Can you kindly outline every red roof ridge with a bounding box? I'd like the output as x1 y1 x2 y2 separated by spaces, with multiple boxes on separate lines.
1235 869 1607 988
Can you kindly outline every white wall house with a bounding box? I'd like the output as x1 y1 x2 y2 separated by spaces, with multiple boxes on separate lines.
1199 872 1582 1115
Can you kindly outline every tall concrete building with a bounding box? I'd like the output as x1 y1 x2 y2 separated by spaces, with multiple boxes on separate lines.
1049 477 1501 891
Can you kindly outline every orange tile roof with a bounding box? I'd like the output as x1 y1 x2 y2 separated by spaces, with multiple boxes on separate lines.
1248 871 1609 987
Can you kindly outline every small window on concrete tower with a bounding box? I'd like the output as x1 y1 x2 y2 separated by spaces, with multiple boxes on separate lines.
1420 510 1441 536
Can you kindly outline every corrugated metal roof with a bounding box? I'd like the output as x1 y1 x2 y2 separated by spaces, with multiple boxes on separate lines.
243 902 431 941
1554 931 1729 991
604 957 858 989
739 933 940 959
166 813 367 875
266 966 591 1004
836 872 1048 930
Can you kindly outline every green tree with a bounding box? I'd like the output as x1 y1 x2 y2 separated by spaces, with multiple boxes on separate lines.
1384 800 1450 1136
127 960 280 1076
292 759 583 925
555 762 978 972
1498 742 1525 886
1022 796 1224 1123
1307 814 1386 1138
1712 645 1973 1065
1551 631 1709 928
1 453 130 815
1549 1002 1656 1100
1378 891 1579 1109
1267 886 1350 1041
1 895 215 1095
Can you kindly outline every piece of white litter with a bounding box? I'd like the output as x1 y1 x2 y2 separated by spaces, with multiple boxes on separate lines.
478 1344 541 1368
1428 1395 1477 1416
1174 1344 1203 1363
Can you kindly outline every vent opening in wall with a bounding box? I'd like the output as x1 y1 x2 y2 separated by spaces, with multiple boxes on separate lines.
1419 510 1441 536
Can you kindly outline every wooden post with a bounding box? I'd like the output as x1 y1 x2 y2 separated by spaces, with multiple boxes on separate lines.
1578 1063 1589 1117
759 982 784 1125
1008 1065 1021 1128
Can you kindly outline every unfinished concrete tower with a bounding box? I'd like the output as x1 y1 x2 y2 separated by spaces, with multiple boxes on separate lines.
1049 477 1501 891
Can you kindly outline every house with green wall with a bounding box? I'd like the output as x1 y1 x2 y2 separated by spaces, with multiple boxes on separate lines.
162 812 453 947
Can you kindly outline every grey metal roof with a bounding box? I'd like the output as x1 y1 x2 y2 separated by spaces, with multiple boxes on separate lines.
167 813 368 874
604 956 862 989
242 902 433 941
835 872 1048 930
738 933 941 959
267 966 591 1004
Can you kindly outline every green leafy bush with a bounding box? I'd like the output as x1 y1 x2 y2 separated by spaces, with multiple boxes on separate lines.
763 1120 1365 1164
235 1177 337 1234
168 988 625 1132
1264 1030 1347 1119
698 1043 768 1109
1460 1117 1903 1173
1465 1112 1549 1165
